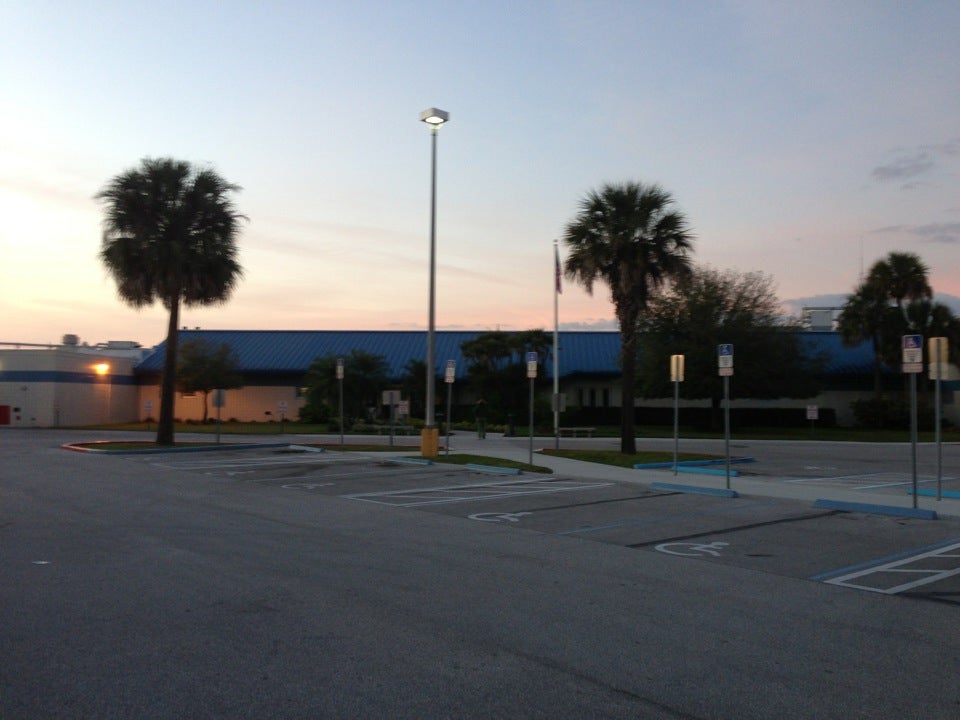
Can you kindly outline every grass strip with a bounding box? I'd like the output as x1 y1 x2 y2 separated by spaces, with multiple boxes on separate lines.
540 448 718 469
428 453 552 474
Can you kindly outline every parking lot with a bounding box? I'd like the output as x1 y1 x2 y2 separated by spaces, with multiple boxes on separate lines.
5 430 960 719
131 443 960 605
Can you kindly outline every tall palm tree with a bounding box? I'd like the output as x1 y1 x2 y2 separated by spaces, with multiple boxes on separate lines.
837 276 894 407
837 252 934 427
97 158 244 445
866 251 932 322
563 181 694 453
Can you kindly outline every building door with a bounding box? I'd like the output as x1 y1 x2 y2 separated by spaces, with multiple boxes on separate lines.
0 406 9 425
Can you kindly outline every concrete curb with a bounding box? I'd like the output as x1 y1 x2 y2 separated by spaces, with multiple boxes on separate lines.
651 482 739 498
383 457 433 466
910 488 960 499
465 464 523 475
813 499 937 520
633 456 755 470
62 441 290 455
677 466 740 478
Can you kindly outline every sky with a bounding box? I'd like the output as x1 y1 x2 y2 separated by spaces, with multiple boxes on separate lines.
2 0 959 348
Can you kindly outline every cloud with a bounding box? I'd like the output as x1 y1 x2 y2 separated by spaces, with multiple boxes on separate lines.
871 138 960 186
871 152 934 182
872 223 960 245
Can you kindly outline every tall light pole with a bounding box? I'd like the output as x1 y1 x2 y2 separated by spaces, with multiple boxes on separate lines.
420 107 449 457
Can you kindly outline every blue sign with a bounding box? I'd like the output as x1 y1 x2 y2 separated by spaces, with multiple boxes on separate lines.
718 344 733 356
903 335 922 349
526 351 538 362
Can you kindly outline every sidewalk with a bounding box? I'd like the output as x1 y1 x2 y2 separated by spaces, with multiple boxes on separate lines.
429 431 960 520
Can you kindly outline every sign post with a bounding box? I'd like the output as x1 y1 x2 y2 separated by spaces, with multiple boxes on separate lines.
670 355 685 475
527 352 538 466
213 389 226 443
718 344 733 488
929 337 948 500
444 360 455 456
336 358 344 446
382 390 401 447
806 405 819 435
902 334 923 507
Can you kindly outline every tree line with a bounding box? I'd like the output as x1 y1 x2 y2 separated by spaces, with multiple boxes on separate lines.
98 159 958 448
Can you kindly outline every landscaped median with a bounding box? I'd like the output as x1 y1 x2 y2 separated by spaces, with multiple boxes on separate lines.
62 440 291 454
539 448 726 469
61 442 727 478
59 442 553 474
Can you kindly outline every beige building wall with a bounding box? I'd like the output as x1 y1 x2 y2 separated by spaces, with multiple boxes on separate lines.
136 382 305 422
0 347 139 426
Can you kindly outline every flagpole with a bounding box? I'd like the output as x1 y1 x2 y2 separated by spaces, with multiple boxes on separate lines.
553 240 561 450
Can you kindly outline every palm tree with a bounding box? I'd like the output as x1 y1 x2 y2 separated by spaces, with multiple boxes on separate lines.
867 251 931 315
563 181 694 453
837 276 894 409
837 252 935 428
97 158 244 445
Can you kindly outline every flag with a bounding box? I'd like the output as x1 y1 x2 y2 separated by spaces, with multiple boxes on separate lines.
554 243 562 295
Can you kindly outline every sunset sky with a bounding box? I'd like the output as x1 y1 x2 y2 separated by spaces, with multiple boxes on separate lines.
2 1 958 348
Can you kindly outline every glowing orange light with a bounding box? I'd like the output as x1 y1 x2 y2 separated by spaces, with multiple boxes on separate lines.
93 363 110 376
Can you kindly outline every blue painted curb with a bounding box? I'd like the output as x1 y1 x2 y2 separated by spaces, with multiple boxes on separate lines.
677 466 740 478
465 463 522 475
385 456 433 465
651 482 739 498
909 488 960 499
64 441 290 454
813 499 937 520
633 456 754 470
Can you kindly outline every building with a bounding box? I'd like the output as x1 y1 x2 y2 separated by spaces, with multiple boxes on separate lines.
2 329 957 428
0 336 146 427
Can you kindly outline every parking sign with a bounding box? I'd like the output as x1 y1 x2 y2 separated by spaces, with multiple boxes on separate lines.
902 334 923 373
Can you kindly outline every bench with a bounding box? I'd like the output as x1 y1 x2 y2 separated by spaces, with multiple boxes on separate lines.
558 427 596 438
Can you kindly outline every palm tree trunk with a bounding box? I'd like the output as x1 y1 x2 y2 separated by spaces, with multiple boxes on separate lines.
156 296 180 446
619 318 638 454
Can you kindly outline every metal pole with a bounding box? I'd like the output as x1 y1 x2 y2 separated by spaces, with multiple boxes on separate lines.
389 398 395 447
529 375 535 466
673 378 679 475
935 337 943 501
553 241 560 450
724 375 731 489
425 126 438 431
338 377 344 447
910 372 918 509
445 381 452 456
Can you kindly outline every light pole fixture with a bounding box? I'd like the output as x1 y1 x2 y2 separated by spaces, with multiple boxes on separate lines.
420 106 448 457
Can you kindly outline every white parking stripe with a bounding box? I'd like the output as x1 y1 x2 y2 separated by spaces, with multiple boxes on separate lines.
345 479 612 507
824 542 960 594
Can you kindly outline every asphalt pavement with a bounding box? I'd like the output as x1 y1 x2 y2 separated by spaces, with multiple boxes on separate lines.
2 428 960 719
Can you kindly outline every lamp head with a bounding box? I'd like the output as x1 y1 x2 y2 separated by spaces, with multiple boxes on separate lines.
420 107 449 127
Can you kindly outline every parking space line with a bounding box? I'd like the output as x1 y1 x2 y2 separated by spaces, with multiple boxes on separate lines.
344 479 612 508
150 456 344 470
821 541 960 594
809 537 960 581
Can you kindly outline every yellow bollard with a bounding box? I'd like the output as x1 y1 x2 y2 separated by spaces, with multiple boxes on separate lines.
420 427 440 458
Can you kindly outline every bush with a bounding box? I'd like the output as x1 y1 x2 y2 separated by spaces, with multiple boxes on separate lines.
299 402 332 423
850 397 936 430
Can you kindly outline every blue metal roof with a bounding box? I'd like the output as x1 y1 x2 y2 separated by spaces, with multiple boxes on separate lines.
798 331 878 375
135 329 874 380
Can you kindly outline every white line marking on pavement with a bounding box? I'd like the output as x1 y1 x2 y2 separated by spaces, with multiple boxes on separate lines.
824 542 960 594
